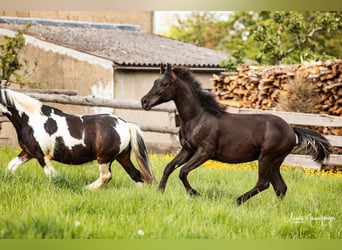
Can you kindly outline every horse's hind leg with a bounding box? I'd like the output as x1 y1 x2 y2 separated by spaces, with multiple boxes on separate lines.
87 162 112 190
269 166 287 200
6 150 32 173
116 150 144 186
237 156 286 205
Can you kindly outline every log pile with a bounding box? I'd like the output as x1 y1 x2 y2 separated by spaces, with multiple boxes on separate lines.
211 59 342 157
212 59 342 116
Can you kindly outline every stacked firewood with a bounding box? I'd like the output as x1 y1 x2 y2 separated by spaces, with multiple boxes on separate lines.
212 59 342 116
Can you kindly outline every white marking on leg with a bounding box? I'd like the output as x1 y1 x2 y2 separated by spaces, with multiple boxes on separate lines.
6 156 27 173
136 182 144 187
87 163 112 190
44 165 58 178
43 156 58 178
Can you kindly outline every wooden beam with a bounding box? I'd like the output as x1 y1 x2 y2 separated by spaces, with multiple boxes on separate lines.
25 93 176 112
228 108 342 127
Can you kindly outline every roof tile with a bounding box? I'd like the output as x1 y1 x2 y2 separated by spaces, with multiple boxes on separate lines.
0 19 229 68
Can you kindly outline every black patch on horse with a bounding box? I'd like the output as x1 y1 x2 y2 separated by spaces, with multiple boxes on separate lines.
65 115 83 139
53 136 94 164
44 118 58 136
41 105 53 116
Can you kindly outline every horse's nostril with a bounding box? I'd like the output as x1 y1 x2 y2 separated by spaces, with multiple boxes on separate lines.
141 97 148 109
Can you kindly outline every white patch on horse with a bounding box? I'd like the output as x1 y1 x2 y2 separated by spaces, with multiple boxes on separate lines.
115 117 131 153
27 110 86 158
27 114 51 153
295 133 299 145
50 112 86 148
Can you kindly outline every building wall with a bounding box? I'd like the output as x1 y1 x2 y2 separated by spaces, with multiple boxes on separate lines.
0 11 153 32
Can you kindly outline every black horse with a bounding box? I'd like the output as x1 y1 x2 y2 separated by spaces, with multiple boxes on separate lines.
0 88 155 189
141 64 330 205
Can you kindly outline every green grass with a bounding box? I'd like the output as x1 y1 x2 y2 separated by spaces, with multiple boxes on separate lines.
0 147 340 239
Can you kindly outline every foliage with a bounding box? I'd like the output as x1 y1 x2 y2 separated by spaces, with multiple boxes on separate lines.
249 11 341 65
167 12 229 49
165 11 342 70
0 147 340 239
0 23 36 87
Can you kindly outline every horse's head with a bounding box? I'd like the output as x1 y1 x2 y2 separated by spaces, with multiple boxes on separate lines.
141 63 177 110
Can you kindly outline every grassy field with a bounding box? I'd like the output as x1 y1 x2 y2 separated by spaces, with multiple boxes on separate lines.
0 147 340 239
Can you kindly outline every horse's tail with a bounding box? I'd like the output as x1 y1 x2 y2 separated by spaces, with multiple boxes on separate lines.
127 123 156 184
292 127 331 162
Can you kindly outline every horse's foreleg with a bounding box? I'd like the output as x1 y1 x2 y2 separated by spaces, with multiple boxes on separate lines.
42 156 59 178
178 147 210 196
159 147 192 192
6 150 32 173
87 163 112 190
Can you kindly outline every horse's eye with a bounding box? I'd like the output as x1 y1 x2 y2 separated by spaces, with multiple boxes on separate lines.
161 81 169 87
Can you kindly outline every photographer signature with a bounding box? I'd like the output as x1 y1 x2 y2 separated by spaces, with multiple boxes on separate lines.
288 212 335 226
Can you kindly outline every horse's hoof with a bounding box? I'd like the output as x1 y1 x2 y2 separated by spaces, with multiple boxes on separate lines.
236 197 245 206
136 182 144 187
188 189 200 196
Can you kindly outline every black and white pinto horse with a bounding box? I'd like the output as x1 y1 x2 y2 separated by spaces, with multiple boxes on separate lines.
0 88 155 189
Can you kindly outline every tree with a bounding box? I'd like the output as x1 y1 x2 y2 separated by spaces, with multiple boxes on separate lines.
166 12 229 49
249 11 342 65
165 11 342 70
0 23 32 86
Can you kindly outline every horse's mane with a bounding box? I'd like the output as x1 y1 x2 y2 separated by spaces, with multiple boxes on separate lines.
171 66 226 116
0 88 43 115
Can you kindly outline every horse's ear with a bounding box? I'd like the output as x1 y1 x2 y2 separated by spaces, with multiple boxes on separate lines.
166 63 172 71
160 63 166 74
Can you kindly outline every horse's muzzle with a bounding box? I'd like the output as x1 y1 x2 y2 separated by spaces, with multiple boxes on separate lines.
141 96 152 110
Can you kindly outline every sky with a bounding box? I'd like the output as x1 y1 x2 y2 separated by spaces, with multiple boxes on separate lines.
153 11 232 35
153 11 192 34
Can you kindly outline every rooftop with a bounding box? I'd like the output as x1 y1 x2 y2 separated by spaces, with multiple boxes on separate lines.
0 17 230 69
